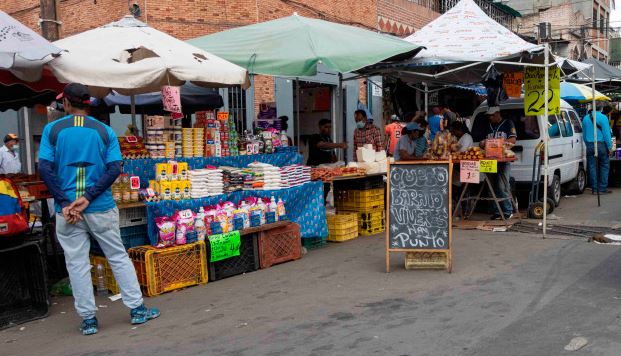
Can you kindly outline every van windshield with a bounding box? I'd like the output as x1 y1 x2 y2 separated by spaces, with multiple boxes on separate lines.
471 109 540 142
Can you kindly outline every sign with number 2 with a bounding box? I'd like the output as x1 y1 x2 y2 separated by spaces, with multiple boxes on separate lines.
524 67 560 116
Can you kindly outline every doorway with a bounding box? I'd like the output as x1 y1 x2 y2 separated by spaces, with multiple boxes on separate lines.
293 81 335 164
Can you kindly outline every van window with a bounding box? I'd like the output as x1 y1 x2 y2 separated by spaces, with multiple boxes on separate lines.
568 111 583 133
471 109 539 142
547 115 562 138
560 111 574 137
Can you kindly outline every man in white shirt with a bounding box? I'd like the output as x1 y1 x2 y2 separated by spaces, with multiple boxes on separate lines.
449 121 473 152
0 133 21 174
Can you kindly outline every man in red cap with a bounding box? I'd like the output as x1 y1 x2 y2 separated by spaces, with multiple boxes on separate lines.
0 133 21 174
39 83 159 336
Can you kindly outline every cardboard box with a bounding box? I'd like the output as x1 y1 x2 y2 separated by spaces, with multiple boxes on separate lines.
485 138 505 159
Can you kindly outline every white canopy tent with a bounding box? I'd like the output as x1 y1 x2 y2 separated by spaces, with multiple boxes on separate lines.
358 0 600 236
49 16 250 97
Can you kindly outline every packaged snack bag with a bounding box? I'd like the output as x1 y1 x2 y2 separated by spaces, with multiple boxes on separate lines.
155 163 168 181
155 216 176 248
174 209 196 245
159 181 172 200
179 162 189 180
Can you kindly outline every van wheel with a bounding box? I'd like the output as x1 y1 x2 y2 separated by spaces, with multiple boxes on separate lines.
567 167 587 195
551 175 561 207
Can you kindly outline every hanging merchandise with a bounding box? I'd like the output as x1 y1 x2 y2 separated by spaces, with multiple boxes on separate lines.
482 66 508 107
161 85 182 115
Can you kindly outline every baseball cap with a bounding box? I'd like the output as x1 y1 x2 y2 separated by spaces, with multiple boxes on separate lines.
56 83 92 105
405 122 423 132
3 133 18 143
486 106 500 115
391 114 400 121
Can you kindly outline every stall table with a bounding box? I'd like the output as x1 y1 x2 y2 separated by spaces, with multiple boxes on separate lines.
145 181 328 245
452 158 519 226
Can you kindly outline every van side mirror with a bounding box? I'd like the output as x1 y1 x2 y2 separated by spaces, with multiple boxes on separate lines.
512 145 524 152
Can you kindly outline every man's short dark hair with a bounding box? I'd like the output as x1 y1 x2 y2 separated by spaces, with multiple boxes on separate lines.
355 109 367 118
318 119 331 127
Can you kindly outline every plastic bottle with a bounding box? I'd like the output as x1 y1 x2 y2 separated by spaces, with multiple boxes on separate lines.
240 201 250 228
96 264 108 296
195 207 206 241
280 131 289 147
258 199 267 225
277 198 286 219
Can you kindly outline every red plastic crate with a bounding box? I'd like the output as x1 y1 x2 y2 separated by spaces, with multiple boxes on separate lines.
258 222 302 269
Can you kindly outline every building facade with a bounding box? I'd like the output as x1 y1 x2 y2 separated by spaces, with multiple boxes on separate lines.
507 0 613 61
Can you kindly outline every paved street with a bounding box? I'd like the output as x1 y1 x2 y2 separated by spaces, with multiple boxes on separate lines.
3 191 621 356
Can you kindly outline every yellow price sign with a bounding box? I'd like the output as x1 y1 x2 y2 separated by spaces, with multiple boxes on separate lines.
524 67 560 116
480 160 497 173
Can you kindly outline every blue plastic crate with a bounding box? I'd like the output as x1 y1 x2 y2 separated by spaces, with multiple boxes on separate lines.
90 225 149 256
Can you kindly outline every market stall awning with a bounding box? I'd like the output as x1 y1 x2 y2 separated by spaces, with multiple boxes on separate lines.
403 0 540 65
576 58 621 81
188 13 422 76
0 11 63 81
48 15 250 97
560 82 610 102
104 83 224 115
0 69 64 111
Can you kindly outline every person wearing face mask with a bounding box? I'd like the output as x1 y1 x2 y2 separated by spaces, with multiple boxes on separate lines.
0 133 22 174
353 109 383 161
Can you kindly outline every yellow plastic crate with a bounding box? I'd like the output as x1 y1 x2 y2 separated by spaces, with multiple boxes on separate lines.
328 225 358 242
327 212 357 228
89 255 120 295
128 241 208 297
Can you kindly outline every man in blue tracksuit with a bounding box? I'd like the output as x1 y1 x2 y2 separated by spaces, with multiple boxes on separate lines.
39 83 159 335
582 109 613 194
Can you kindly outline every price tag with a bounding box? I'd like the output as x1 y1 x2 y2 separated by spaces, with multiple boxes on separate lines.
130 176 141 190
524 67 560 116
217 111 229 120
460 160 480 183
480 160 498 173
125 136 138 143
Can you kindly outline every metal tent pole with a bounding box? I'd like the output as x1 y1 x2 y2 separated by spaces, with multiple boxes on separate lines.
592 65 600 206
542 43 550 238
296 78 300 148
337 73 342 160
424 82 428 115
130 94 137 128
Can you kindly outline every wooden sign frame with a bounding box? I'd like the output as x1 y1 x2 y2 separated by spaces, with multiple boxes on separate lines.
386 161 453 273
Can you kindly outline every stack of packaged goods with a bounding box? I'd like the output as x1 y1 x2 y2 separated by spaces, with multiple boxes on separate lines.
205 118 221 157
162 116 182 158
193 128 204 157
118 137 149 159
144 115 165 158
248 162 282 190
150 161 190 201
188 168 223 198
219 118 231 157
220 166 244 193
280 164 311 188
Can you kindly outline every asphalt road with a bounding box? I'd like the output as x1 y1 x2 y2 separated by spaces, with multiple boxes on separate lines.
3 190 621 355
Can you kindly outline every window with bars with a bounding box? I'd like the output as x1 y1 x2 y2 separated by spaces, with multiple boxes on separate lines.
228 86 247 132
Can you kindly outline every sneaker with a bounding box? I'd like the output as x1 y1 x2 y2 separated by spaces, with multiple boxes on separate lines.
80 317 98 336
490 214 502 220
503 213 514 220
130 304 160 325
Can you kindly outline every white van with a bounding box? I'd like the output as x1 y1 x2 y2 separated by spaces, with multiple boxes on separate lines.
470 98 587 206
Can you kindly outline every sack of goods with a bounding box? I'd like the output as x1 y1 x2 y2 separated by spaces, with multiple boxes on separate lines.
248 162 282 190
188 168 223 198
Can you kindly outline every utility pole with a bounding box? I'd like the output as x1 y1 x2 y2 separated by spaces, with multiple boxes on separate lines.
39 0 60 41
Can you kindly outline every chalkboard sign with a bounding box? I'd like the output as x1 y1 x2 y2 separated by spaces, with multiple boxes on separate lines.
386 161 453 272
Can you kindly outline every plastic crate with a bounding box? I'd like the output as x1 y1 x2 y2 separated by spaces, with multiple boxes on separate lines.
333 175 384 191
358 208 386 236
119 206 148 228
207 233 259 281
0 242 48 330
90 225 149 256
326 213 358 242
258 222 302 268
302 236 327 249
89 255 120 295
128 241 208 296
334 188 385 212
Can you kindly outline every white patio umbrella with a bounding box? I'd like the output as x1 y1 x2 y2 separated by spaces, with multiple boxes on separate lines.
48 16 250 98
0 10 63 81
